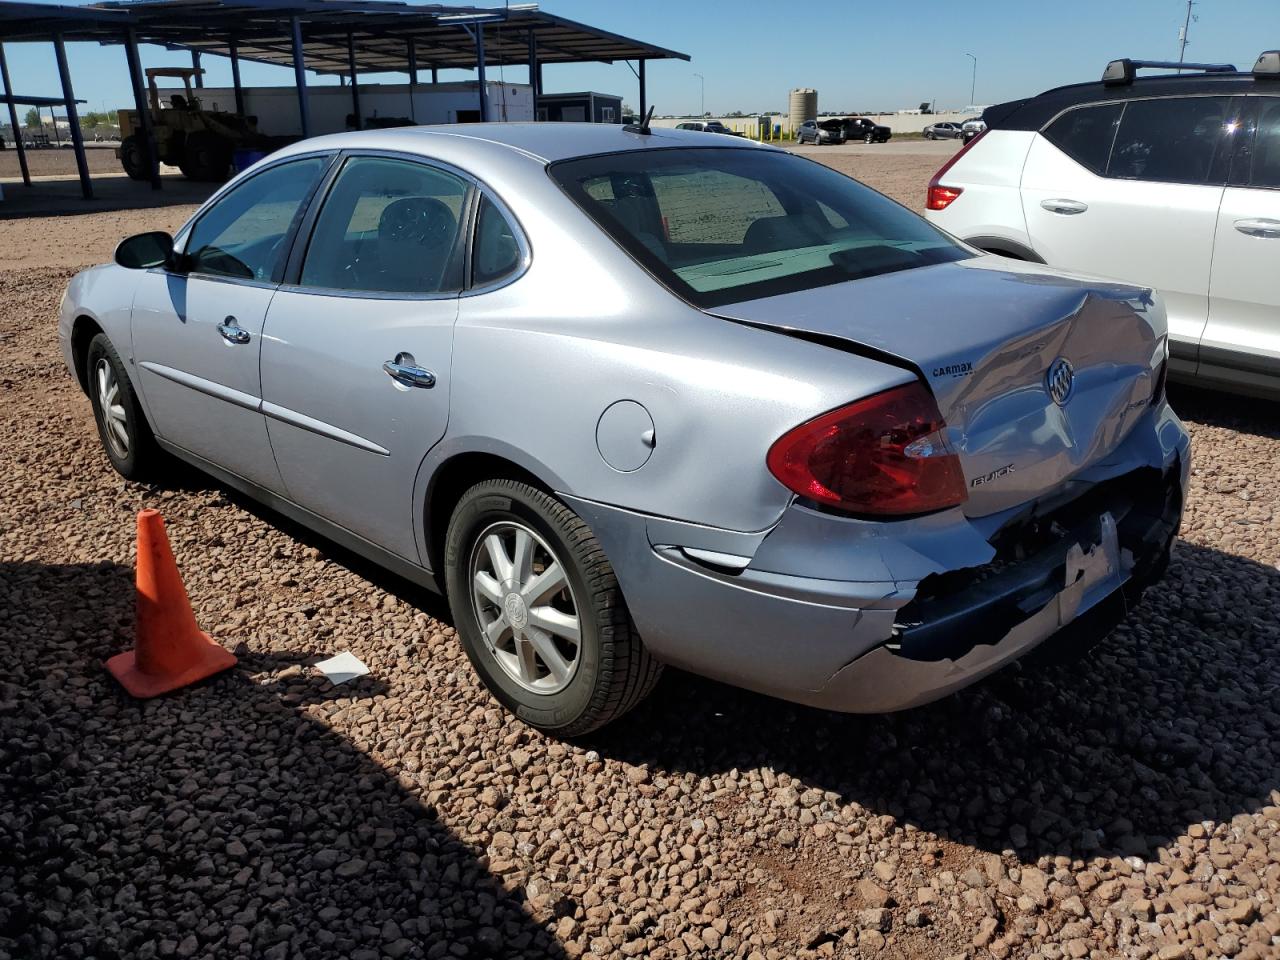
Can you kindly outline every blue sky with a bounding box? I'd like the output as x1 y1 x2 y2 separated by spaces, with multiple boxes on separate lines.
5 0 1279 118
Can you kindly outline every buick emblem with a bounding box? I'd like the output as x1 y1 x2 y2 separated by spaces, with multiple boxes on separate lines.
1045 357 1075 406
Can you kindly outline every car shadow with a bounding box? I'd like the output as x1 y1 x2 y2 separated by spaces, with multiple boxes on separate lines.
0 560 565 959
1169 381 1280 439
585 541 1280 863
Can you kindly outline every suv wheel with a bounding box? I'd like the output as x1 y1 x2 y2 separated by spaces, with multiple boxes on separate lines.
444 479 662 735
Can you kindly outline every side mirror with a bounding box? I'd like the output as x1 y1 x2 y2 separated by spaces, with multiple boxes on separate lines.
114 231 175 270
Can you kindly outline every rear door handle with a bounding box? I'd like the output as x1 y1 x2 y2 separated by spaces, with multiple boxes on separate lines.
1234 218 1280 239
1041 199 1088 215
382 352 436 389
216 316 251 345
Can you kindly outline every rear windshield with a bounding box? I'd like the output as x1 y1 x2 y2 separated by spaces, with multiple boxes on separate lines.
549 147 969 308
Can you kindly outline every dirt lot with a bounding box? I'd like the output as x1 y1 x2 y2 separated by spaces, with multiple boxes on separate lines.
2 150 1280 960
0 145 124 179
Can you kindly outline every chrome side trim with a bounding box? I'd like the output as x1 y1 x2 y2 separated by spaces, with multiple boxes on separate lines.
138 361 261 412
260 401 390 456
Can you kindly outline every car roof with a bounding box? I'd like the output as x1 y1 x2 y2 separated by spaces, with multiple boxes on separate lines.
269 122 770 166
986 72 1272 131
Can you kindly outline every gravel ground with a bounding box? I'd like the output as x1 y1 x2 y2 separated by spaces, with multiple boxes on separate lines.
2 155 1280 960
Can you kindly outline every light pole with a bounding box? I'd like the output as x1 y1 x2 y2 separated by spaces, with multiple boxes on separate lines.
964 53 977 108
693 72 704 117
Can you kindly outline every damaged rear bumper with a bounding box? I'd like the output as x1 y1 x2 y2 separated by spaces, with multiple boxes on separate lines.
564 402 1189 714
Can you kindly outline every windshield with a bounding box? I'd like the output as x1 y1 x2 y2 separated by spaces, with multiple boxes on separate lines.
549 147 970 308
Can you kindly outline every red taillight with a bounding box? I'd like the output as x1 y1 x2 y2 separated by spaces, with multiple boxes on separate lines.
766 382 968 517
926 127 988 211
926 185 963 210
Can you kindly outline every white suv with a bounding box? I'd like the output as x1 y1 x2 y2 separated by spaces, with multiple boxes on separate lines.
927 52 1280 399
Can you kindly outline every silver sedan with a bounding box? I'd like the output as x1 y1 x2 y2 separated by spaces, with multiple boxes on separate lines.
59 123 1189 733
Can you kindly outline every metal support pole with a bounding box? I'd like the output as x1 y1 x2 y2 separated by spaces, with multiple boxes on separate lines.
125 27 160 189
191 50 203 87
347 31 360 128
638 59 646 119
527 31 538 97
474 26 489 122
54 33 92 199
290 16 311 138
229 36 245 114
406 38 417 122
431 65 438 84
0 42 30 186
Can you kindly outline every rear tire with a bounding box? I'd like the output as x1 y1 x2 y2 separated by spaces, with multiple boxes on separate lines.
444 479 662 736
85 333 168 482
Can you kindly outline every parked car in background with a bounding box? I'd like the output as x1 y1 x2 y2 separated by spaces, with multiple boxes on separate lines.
923 121 963 140
926 51 1280 399
961 116 986 143
675 120 740 136
62 123 1187 735
797 118 846 144
841 117 892 143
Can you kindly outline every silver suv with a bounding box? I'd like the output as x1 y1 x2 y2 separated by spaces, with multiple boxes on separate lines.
927 51 1280 399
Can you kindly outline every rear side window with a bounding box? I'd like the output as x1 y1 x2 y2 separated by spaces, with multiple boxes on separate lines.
1247 98 1280 188
1043 102 1123 174
1108 96 1233 184
472 195 523 286
300 156 468 295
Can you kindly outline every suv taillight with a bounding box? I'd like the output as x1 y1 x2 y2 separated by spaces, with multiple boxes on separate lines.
926 128 988 211
926 185 963 210
766 382 968 517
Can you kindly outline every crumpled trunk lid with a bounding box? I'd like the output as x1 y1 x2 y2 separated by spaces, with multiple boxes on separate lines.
710 257 1165 517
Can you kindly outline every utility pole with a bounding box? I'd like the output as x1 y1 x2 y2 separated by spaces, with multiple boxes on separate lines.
1177 0 1196 70
693 72 704 117
965 53 977 108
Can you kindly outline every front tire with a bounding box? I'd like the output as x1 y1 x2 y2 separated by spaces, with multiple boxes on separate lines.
120 135 148 180
444 479 661 736
85 333 166 482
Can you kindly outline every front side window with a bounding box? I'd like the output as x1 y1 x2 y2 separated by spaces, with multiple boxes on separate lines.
300 156 468 295
551 147 969 308
184 156 328 281
1043 102 1123 174
1108 96 1233 184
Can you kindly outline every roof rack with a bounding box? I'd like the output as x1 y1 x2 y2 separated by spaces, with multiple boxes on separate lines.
1102 58 1237 86
1255 51 1280 78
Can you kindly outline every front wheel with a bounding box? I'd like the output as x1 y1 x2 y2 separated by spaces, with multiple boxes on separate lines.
119 135 148 180
444 479 662 736
85 333 167 482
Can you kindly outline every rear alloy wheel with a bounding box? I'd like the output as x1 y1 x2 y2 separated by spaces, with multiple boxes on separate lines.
85 333 167 482
445 479 662 735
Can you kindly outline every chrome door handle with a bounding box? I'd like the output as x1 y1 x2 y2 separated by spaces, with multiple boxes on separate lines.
216 316 251 345
1041 199 1088 215
382 352 436 389
1234 218 1280 239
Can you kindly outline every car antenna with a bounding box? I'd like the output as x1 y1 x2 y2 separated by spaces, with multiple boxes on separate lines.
624 105 656 135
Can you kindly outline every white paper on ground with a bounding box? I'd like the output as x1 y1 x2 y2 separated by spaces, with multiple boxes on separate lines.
313 651 370 685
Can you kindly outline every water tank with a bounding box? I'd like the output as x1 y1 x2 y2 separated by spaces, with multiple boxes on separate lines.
788 88 817 132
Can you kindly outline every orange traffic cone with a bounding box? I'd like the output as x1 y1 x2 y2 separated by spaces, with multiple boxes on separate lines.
106 509 237 698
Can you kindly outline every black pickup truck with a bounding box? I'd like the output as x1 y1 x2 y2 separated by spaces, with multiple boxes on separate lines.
840 117 892 143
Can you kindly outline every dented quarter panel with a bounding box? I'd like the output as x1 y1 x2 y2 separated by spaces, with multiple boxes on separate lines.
710 255 1166 517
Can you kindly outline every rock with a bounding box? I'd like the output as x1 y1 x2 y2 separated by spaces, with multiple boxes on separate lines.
857 879 894 909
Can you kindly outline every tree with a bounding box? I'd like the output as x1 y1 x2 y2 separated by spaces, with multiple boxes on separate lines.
23 107 40 129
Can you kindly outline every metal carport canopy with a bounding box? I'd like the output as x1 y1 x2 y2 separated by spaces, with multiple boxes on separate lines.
0 0 687 196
